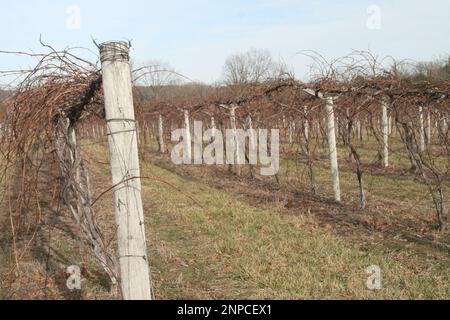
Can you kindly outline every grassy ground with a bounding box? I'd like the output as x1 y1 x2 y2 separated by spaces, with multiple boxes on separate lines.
277 134 449 237
1 136 449 299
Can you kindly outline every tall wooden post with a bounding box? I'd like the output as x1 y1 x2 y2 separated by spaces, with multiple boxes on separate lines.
382 101 389 168
158 114 166 153
288 121 293 144
304 106 310 142
426 110 431 144
184 109 192 162
441 116 448 135
419 106 425 152
99 41 152 300
325 97 341 202
356 120 362 142
230 105 242 176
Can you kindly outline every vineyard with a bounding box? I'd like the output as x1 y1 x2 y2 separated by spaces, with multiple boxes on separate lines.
0 42 449 300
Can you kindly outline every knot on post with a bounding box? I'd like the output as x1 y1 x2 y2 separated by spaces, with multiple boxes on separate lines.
99 41 130 63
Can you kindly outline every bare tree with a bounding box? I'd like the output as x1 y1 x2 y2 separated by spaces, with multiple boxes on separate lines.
415 57 450 81
133 60 182 100
222 48 288 85
395 56 450 81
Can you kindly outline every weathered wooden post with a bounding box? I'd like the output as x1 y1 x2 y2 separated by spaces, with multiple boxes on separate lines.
150 124 155 144
99 41 152 300
247 116 256 148
229 105 242 176
158 114 166 153
356 120 362 142
325 97 341 202
382 101 389 168
184 109 192 162
419 106 425 152
304 106 310 142
441 116 448 135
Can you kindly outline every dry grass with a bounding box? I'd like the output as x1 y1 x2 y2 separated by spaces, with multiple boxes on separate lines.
1 139 449 299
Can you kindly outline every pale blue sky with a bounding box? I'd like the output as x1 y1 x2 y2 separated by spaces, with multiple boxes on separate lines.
1 0 449 83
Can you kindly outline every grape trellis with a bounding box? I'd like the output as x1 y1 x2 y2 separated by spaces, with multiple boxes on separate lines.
0 43 449 299
141 58 449 230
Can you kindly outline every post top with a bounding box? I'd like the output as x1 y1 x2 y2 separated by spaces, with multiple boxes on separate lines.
99 41 130 63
